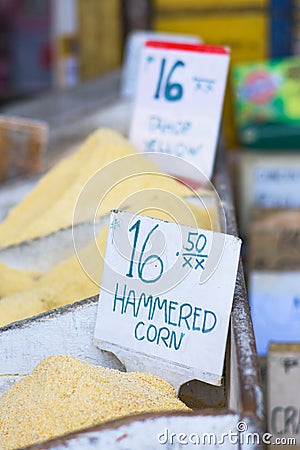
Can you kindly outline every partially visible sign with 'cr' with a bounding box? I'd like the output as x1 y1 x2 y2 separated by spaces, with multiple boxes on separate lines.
94 210 241 390
129 41 230 182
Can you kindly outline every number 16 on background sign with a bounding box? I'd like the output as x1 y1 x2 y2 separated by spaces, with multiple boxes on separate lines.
129 41 230 182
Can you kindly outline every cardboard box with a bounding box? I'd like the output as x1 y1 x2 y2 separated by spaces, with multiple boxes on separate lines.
249 271 300 356
0 116 48 182
268 342 300 448
249 209 300 270
238 151 300 236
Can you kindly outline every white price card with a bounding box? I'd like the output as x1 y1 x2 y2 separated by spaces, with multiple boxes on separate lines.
94 210 241 390
129 41 230 182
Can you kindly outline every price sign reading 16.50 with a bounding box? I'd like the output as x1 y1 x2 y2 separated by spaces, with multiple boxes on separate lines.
94 210 241 388
129 41 230 181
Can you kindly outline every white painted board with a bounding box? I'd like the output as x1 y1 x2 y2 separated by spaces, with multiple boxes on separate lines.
30 413 241 449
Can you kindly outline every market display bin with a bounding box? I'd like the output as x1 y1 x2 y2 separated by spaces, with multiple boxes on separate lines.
0 73 264 449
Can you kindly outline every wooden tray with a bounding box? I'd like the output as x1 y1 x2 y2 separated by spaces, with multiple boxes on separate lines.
0 74 264 449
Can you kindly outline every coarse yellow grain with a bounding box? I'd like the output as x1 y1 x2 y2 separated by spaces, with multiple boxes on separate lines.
0 226 108 327
0 261 41 298
0 128 220 327
0 355 189 449
0 187 218 326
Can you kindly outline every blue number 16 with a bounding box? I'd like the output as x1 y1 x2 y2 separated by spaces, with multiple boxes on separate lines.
126 219 164 283
154 58 185 102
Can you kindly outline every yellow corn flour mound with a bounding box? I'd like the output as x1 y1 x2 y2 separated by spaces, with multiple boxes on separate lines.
0 196 217 326
0 355 189 449
0 128 196 248
0 261 41 298
0 128 219 327
0 227 108 327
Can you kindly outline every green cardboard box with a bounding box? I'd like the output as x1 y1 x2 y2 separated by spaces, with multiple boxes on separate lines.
232 56 300 149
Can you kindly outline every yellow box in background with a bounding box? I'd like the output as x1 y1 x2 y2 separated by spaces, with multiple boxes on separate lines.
153 1 269 148
155 0 266 6
78 0 122 80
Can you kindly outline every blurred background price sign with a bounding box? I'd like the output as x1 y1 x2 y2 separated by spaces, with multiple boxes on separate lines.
129 41 230 182
94 210 241 391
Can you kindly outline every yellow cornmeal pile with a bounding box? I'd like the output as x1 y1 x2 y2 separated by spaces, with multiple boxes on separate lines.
0 227 108 327
0 355 189 450
0 128 199 248
0 128 219 326
0 194 216 326
0 261 41 298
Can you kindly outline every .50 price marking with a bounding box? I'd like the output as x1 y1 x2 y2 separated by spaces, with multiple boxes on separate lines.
180 231 208 271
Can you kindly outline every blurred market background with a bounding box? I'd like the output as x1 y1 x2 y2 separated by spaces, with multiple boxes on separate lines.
0 0 299 147
0 1 300 443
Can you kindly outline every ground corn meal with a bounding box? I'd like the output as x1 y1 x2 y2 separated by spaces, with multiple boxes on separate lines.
0 227 108 327
0 128 198 248
0 128 219 327
0 355 189 449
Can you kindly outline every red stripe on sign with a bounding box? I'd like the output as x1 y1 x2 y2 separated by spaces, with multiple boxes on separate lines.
175 176 204 190
145 41 230 55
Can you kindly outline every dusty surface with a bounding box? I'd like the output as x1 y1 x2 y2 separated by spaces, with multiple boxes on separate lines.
0 355 189 450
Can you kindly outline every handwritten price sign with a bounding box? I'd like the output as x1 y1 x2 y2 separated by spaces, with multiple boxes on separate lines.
94 211 241 388
129 41 230 181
